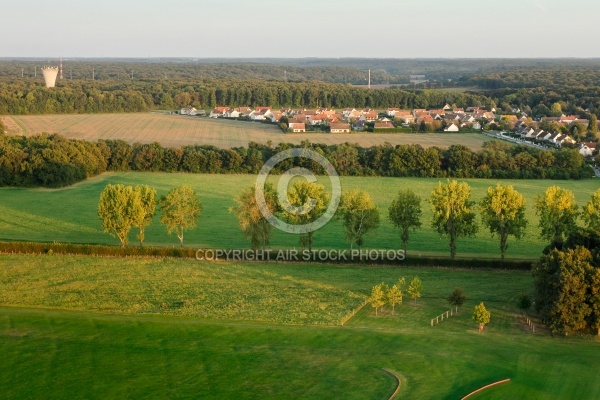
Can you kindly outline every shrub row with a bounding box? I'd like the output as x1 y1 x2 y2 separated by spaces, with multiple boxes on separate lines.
0 241 533 270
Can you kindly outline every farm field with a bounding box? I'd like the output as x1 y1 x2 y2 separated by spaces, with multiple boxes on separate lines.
1 254 600 399
0 173 597 259
4 113 496 150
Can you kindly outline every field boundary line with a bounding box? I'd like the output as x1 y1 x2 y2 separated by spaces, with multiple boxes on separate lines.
340 299 368 326
7 116 28 135
461 378 511 399
382 368 402 400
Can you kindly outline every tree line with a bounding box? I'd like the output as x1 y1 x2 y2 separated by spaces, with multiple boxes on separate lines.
231 180 600 261
0 134 593 188
0 78 493 115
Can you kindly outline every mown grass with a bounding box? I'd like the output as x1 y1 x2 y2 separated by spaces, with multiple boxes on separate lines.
0 173 597 259
7 112 495 149
1 254 600 399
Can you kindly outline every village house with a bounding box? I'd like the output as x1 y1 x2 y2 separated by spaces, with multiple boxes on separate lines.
417 115 434 125
180 107 199 116
209 107 228 118
579 142 598 157
329 123 351 133
374 121 395 130
288 122 306 133
360 111 378 122
444 123 459 132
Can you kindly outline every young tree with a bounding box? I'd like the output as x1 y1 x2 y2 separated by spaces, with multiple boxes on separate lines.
230 183 278 250
430 180 478 259
472 302 491 332
387 284 403 314
159 185 202 247
407 277 422 304
97 184 137 248
535 186 579 243
338 189 380 249
388 189 422 254
480 184 527 260
132 185 156 247
583 189 600 232
369 283 387 316
282 180 329 251
448 288 466 313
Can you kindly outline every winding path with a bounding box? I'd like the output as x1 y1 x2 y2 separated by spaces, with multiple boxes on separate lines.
382 368 402 400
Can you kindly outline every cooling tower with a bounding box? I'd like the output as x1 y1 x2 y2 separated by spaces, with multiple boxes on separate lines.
41 67 59 88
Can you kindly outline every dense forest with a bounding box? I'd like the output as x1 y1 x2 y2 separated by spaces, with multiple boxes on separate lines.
0 134 592 188
3 58 598 85
0 79 493 115
2 59 600 120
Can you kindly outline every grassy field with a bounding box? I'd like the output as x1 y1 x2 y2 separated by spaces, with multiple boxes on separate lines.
0 173 597 259
1 254 600 399
4 113 496 150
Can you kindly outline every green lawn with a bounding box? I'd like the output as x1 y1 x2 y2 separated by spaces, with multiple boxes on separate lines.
1 254 600 399
0 173 597 259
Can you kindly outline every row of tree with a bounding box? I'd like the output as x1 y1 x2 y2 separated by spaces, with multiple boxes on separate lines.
368 277 422 315
0 134 593 188
367 282 491 331
98 184 202 247
0 78 494 115
232 178 600 260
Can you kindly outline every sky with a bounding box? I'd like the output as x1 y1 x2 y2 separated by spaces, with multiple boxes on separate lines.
0 0 597 58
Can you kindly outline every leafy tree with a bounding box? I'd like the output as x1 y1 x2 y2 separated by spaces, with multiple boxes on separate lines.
533 247 592 336
132 185 156 247
480 184 527 260
430 180 478 259
159 185 202 247
550 102 563 117
587 266 600 336
583 189 600 232
387 284 403 314
590 114 598 137
448 288 466 312
338 189 380 249
98 184 137 248
388 189 422 254
535 186 579 243
230 183 278 250
369 283 387 316
282 180 329 251
407 277 422 304
472 302 491 331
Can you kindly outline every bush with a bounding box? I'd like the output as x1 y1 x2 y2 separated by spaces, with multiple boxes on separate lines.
518 294 532 310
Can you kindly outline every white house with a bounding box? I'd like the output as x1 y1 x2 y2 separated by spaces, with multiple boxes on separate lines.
181 107 198 116
224 109 241 118
579 142 598 157
209 108 225 118
329 123 351 133
444 123 459 132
